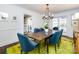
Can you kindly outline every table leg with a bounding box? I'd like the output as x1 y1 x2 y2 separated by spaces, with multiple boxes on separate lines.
46 39 49 54
47 44 49 54
38 43 40 54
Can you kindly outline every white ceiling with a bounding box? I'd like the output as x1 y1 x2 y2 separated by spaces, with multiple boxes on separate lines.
16 4 79 14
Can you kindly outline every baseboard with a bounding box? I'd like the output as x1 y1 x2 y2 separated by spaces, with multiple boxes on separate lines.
62 35 73 39
0 42 19 54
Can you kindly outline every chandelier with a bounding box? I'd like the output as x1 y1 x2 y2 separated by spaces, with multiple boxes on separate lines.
42 4 54 20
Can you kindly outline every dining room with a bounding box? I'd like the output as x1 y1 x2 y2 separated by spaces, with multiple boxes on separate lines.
0 4 79 54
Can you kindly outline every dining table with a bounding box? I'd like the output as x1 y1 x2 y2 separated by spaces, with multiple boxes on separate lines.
25 29 52 54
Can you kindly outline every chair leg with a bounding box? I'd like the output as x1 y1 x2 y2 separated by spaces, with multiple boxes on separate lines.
21 49 22 54
21 50 28 54
55 45 57 53
58 43 60 48
58 39 61 48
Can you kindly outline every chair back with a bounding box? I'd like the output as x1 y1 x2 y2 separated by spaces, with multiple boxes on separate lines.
49 31 61 44
40 28 45 32
53 27 59 30
17 33 35 52
34 28 40 33
58 29 63 41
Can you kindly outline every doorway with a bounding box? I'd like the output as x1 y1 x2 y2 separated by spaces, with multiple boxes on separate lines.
24 14 32 34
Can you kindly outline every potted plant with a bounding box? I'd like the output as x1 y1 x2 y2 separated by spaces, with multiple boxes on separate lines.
44 23 49 32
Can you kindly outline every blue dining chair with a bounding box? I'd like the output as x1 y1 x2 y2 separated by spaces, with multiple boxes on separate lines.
17 33 38 54
34 28 40 33
58 29 63 48
53 27 59 30
40 28 45 32
49 31 62 53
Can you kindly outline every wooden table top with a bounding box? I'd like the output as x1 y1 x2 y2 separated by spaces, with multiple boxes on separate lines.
25 31 52 41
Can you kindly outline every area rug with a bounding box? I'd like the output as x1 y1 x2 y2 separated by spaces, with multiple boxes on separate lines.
6 37 74 54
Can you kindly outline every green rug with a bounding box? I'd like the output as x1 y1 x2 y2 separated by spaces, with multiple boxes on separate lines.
6 37 74 54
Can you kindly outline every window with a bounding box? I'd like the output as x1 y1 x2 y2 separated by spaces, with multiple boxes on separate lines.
52 17 67 32
52 18 58 27
72 12 79 20
72 14 75 20
59 17 66 32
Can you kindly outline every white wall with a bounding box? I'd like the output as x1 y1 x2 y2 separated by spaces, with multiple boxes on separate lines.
54 8 79 37
0 4 43 47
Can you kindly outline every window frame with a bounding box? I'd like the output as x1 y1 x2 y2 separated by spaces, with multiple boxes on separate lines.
52 16 67 33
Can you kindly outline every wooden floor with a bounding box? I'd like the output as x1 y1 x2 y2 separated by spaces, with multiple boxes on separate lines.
0 42 19 54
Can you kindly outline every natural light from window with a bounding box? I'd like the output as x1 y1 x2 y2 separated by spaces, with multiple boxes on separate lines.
52 17 67 32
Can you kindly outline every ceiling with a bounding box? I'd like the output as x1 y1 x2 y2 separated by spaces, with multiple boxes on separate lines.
16 4 79 14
